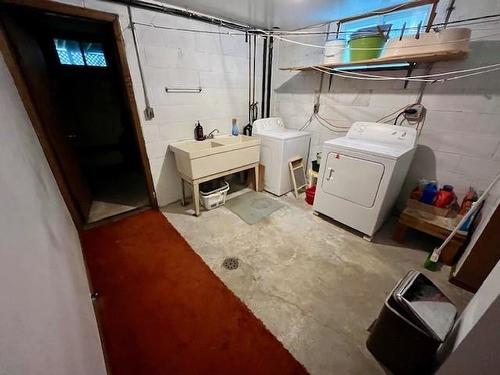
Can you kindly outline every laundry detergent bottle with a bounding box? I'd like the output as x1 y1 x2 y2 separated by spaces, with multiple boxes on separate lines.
420 182 438 205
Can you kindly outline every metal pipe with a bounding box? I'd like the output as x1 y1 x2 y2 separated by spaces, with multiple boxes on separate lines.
444 0 456 28
127 5 154 120
165 87 202 93
110 0 249 31
265 35 273 118
247 32 251 124
261 37 267 118
252 33 257 121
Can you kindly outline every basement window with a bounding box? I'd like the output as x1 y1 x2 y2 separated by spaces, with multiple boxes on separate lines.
53 38 108 67
338 6 432 42
328 3 432 70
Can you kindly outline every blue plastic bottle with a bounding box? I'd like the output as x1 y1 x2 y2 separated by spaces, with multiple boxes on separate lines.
231 118 239 136
420 182 438 204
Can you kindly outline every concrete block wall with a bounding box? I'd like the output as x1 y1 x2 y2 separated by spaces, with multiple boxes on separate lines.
131 8 261 206
272 1 500 214
272 0 500 276
55 0 261 206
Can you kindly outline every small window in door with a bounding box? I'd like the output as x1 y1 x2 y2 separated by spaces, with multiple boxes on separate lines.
53 38 107 67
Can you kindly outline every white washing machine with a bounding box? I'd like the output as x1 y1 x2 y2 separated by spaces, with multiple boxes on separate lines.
313 122 417 237
253 117 311 196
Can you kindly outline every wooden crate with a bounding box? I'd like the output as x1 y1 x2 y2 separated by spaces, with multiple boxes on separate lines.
394 208 466 266
406 199 451 217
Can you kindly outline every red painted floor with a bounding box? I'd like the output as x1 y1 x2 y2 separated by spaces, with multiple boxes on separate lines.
82 210 308 375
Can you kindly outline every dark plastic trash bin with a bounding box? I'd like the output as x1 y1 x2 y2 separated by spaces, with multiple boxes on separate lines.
366 271 456 375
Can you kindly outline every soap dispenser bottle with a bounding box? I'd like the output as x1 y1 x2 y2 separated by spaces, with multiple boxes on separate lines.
231 118 239 136
194 121 204 141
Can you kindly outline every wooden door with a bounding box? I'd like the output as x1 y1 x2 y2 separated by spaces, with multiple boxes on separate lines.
451 204 500 292
1 13 92 220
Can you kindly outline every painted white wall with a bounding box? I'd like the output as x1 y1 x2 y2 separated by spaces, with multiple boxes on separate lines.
0 55 106 375
135 14 262 205
438 260 500 374
271 1 500 370
272 0 500 226
0 2 260 371
57 0 261 206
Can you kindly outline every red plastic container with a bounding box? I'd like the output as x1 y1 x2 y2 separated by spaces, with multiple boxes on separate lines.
305 185 316 205
435 185 455 208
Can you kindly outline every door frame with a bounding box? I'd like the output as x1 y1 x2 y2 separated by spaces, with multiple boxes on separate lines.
0 0 158 230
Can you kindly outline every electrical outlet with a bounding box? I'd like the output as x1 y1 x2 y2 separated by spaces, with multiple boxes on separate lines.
404 104 425 121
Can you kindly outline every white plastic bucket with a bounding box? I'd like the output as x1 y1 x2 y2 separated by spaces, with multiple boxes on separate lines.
324 39 346 65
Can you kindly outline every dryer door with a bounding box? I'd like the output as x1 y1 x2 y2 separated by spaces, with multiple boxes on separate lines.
321 152 384 208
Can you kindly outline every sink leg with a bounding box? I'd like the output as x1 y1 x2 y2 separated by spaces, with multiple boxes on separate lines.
180 179 187 206
193 181 200 216
254 164 259 192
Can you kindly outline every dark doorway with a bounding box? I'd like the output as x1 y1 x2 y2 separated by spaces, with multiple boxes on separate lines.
1 4 154 225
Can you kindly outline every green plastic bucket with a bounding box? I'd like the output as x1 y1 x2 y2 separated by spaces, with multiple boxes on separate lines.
348 34 386 61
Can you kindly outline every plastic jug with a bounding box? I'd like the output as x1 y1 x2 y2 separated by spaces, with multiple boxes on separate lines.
434 185 455 208
231 118 239 136
420 182 438 204
194 121 204 141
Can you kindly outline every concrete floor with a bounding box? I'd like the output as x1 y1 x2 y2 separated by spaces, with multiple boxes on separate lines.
162 189 472 375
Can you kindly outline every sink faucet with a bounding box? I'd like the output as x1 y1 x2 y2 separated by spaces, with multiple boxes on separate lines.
206 129 220 139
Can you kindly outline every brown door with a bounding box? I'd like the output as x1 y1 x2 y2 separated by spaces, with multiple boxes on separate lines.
451 204 500 292
1 13 92 220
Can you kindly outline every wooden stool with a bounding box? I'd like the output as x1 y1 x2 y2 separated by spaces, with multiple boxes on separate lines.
394 208 467 266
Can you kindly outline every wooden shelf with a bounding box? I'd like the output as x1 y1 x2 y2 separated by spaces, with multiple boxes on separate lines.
279 50 468 72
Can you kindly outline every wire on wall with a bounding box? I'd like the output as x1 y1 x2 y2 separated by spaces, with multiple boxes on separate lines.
333 62 500 80
109 0 250 32
299 113 351 133
123 10 500 41
132 21 247 35
267 31 500 51
250 12 500 36
128 16 500 38
115 1 500 127
310 64 500 83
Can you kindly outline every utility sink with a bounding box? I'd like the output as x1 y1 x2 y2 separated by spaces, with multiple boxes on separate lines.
176 140 225 155
170 135 261 180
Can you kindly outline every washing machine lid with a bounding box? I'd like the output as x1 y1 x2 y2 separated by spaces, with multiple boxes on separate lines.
253 117 285 132
325 137 413 160
253 117 310 140
255 128 311 140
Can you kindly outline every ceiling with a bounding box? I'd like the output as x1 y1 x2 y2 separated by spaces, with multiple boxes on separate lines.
159 0 408 30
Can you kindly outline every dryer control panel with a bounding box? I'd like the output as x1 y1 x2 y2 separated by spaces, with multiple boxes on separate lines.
347 122 417 148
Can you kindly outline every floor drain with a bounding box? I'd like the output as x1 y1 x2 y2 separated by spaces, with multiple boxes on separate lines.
222 257 239 270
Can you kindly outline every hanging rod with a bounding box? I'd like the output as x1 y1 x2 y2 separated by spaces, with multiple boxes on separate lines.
165 87 202 93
